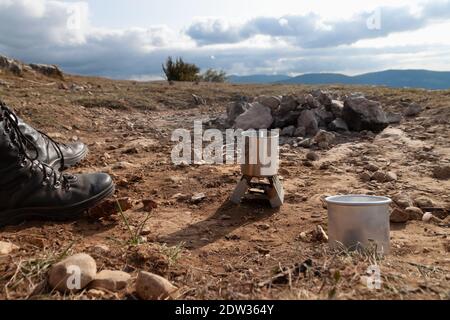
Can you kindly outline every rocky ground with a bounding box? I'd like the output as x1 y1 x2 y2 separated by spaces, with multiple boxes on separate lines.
0 66 449 300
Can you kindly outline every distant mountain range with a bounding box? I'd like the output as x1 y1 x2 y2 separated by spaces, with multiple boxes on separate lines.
227 74 292 84
228 70 450 90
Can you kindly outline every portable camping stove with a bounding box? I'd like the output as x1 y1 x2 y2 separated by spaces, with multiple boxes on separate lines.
229 130 284 208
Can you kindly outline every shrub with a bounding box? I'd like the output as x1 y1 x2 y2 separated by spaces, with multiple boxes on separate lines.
162 56 200 82
200 68 227 83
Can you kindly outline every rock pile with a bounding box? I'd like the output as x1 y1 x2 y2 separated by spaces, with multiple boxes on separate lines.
227 90 395 143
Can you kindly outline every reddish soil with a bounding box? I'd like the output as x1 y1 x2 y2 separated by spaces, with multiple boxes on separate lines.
0 72 449 300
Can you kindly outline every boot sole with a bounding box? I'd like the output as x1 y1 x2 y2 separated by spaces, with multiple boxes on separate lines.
0 182 115 227
49 145 89 170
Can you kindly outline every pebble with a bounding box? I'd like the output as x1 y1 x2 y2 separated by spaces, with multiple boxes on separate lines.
359 172 372 182
372 171 386 183
171 193 189 201
298 138 312 148
404 102 422 117
365 163 379 172
433 165 450 180
372 171 397 183
385 171 398 182
0 241 19 255
390 208 409 223
414 196 434 208
306 151 319 161
48 253 97 292
135 271 178 300
88 197 133 219
191 192 206 204
90 270 131 292
91 244 110 255
111 161 137 170
142 199 158 212
392 193 413 209
298 232 308 242
88 289 105 298
256 223 270 230
422 212 434 223
140 225 152 236
405 207 423 220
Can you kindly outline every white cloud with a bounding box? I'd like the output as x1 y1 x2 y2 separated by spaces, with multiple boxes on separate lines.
0 0 449 78
186 1 450 48
0 0 89 47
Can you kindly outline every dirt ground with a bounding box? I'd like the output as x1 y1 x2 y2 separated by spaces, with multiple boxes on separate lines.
0 71 449 300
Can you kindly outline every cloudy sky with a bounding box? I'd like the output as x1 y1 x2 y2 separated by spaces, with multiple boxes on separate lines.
1 0 450 79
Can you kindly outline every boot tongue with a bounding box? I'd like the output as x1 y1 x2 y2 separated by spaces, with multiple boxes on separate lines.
0 105 68 190
0 104 40 163
17 115 66 168
17 118 45 159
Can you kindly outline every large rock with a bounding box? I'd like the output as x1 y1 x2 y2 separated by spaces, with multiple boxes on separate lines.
297 110 319 136
314 106 334 127
48 253 97 292
90 270 131 292
226 101 247 125
404 102 422 117
281 125 295 136
272 110 301 128
342 97 388 132
29 63 64 79
305 94 321 109
255 96 281 111
311 89 332 107
329 118 349 131
234 102 273 130
279 95 299 114
327 100 344 118
294 126 306 137
136 271 178 300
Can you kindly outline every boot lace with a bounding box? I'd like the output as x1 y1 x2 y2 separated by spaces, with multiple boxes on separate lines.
0 102 72 190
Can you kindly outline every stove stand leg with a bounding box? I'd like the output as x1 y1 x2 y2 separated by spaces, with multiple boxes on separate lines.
267 176 284 208
230 176 250 204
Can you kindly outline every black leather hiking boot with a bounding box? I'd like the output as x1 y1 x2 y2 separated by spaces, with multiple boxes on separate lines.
0 104 115 227
0 101 88 170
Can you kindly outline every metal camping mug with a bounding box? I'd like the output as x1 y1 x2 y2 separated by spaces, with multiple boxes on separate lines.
239 130 279 177
325 195 392 254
